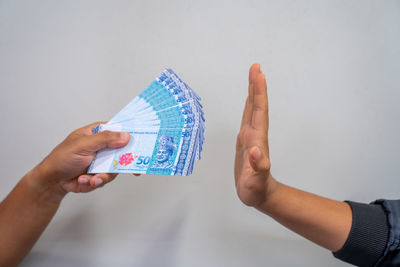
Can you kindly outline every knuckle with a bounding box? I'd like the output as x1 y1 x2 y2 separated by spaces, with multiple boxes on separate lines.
236 131 245 148
237 129 246 141
101 130 114 139
236 133 242 145
253 105 265 112
67 130 81 141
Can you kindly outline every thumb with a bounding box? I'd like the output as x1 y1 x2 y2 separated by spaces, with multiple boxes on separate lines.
77 131 130 153
249 146 270 173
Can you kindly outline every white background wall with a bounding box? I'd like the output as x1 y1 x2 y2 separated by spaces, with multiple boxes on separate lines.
1 1 399 266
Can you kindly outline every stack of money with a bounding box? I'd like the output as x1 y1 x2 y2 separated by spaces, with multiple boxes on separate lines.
88 69 205 176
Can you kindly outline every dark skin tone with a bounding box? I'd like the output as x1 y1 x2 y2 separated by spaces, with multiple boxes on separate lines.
0 65 353 266
0 122 132 266
235 63 352 252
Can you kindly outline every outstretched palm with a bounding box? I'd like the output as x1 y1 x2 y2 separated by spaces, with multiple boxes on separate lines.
235 64 272 207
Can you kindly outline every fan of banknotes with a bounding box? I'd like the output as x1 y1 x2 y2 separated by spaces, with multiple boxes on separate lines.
88 69 204 176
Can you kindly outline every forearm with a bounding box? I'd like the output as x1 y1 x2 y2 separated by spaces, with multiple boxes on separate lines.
257 177 352 252
0 166 66 266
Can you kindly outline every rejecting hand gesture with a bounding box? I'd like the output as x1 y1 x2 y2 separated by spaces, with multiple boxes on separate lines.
234 63 274 207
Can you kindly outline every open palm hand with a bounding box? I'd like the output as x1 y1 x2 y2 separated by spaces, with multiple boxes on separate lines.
235 64 274 207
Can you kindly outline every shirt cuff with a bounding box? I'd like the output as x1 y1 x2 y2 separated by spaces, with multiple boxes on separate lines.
333 201 389 267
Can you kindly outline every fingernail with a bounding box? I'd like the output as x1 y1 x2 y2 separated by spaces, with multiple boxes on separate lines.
95 178 103 186
79 177 89 184
120 132 129 141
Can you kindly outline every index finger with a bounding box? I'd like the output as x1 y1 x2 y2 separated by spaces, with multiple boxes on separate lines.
251 73 269 132
241 63 261 128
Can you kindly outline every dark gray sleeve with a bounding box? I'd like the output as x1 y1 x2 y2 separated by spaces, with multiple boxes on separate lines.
333 201 389 267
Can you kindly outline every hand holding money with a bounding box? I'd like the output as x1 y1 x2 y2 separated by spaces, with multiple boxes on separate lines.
0 123 131 266
234 63 276 207
35 122 130 199
89 69 205 176
0 69 204 266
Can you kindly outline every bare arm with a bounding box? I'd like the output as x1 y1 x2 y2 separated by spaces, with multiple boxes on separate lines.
257 181 352 252
0 167 63 266
234 63 352 252
0 123 130 266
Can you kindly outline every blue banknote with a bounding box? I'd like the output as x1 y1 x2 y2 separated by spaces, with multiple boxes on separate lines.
88 69 205 176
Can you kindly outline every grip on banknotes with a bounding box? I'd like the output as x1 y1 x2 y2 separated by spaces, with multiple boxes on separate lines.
88 69 205 176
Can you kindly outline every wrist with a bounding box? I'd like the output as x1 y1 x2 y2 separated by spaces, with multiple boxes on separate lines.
255 174 281 211
24 163 67 206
